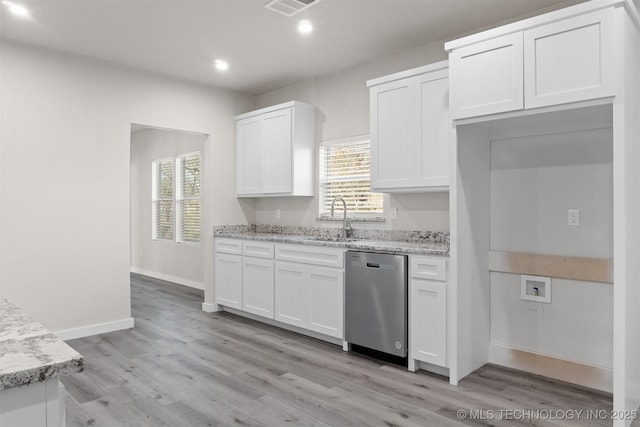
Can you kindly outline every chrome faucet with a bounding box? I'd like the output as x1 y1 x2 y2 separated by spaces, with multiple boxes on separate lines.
330 196 353 238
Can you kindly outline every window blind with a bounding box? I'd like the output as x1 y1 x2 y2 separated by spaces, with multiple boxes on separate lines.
152 158 174 240
176 153 201 243
319 139 383 216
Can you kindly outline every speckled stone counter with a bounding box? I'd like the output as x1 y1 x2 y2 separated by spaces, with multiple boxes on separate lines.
0 298 84 390
214 224 449 256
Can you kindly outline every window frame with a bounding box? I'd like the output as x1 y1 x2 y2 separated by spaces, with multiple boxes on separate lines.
176 152 201 245
318 135 384 221
151 157 175 241
151 152 201 245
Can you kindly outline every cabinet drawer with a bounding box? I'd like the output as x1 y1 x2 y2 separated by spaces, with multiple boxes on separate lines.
243 241 275 259
215 238 243 255
275 244 345 268
410 256 447 281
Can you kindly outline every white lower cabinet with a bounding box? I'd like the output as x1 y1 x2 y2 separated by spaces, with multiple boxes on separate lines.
214 238 244 310
308 267 344 338
214 253 243 310
215 238 345 342
274 262 308 328
242 241 275 319
275 244 345 340
243 257 274 319
274 261 344 339
409 255 448 369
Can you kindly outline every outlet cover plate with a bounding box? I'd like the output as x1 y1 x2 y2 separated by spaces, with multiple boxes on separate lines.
521 275 551 304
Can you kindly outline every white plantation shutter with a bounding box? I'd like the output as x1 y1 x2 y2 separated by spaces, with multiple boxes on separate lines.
152 158 174 240
176 153 201 243
319 138 383 216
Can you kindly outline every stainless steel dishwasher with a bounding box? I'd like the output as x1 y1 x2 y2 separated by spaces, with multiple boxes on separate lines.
345 250 408 357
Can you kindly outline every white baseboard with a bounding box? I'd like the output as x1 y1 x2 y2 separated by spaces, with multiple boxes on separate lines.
202 302 219 313
130 267 204 290
55 317 135 341
489 342 613 392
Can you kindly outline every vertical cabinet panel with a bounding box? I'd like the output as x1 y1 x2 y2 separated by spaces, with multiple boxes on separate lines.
262 109 293 194
274 262 308 328
243 257 274 319
236 117 263 195
409 255 448 369
308 267 344 339
214 253 243 310
415 71 450 188
524 9 614 108
410 280 447 367
450 32 524 119
370 78 414 189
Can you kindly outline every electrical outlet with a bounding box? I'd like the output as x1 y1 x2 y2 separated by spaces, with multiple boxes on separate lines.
276 209 281 219
568 209 579 226
390 207 398 220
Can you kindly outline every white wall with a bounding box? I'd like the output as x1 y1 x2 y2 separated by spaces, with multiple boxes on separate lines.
252 41 452 232
489 128 614 369
0 41 254 333
130 128 206 289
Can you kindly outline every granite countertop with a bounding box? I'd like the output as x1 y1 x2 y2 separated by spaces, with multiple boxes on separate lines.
0 298 84 390
214 225 449 256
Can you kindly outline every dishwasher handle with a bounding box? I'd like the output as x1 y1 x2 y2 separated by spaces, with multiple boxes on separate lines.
366 262 379 268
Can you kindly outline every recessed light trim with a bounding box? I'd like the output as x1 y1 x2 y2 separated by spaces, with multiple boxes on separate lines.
214 59 229 71
2 1 30 18
298 19 313 34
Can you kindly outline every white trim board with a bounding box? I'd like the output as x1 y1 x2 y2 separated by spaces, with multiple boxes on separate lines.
130 267 204 290
489 342 613 392
201 302 219 313
55 317 135 341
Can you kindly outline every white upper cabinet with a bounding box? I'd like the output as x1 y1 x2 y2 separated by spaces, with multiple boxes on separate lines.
449 33 524 119
236 101 315 197
524 9 614 109
447 5 615 120
368 61 449 192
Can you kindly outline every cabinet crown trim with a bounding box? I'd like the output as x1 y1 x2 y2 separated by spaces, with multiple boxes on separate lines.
445 0 627 52
235 101 315 120
367 60 448 87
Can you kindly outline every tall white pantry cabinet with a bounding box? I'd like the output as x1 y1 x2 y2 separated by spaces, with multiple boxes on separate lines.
445 1 640 425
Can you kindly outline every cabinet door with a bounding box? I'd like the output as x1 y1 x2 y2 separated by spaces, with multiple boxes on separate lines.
370 78 414 190
524 9 614 109
415 70 450 188
274 262 308 328
410 279 447 367
236 116 263 195
214 253 243 309
262 109 293 194
308 267 344 339
450 32 524 119
243 257 274 319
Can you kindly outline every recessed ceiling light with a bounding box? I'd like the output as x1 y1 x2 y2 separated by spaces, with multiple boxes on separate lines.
298 19 313 34
2 1 30 18
214 59 229 71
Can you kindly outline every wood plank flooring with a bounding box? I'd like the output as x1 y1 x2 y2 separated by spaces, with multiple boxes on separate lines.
62 273 617 426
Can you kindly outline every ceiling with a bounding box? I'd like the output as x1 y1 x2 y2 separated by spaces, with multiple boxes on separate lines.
0 0 584 95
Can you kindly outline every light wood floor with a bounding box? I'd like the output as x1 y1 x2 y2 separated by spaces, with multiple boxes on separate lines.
62 273 616 426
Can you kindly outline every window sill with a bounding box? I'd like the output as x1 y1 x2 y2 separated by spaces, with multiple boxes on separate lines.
317 215 385 223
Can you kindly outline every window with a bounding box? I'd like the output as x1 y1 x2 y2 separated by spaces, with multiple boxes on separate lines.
319 137 383 218
152 152 201 243
176 153 201 243
152 158 174 240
